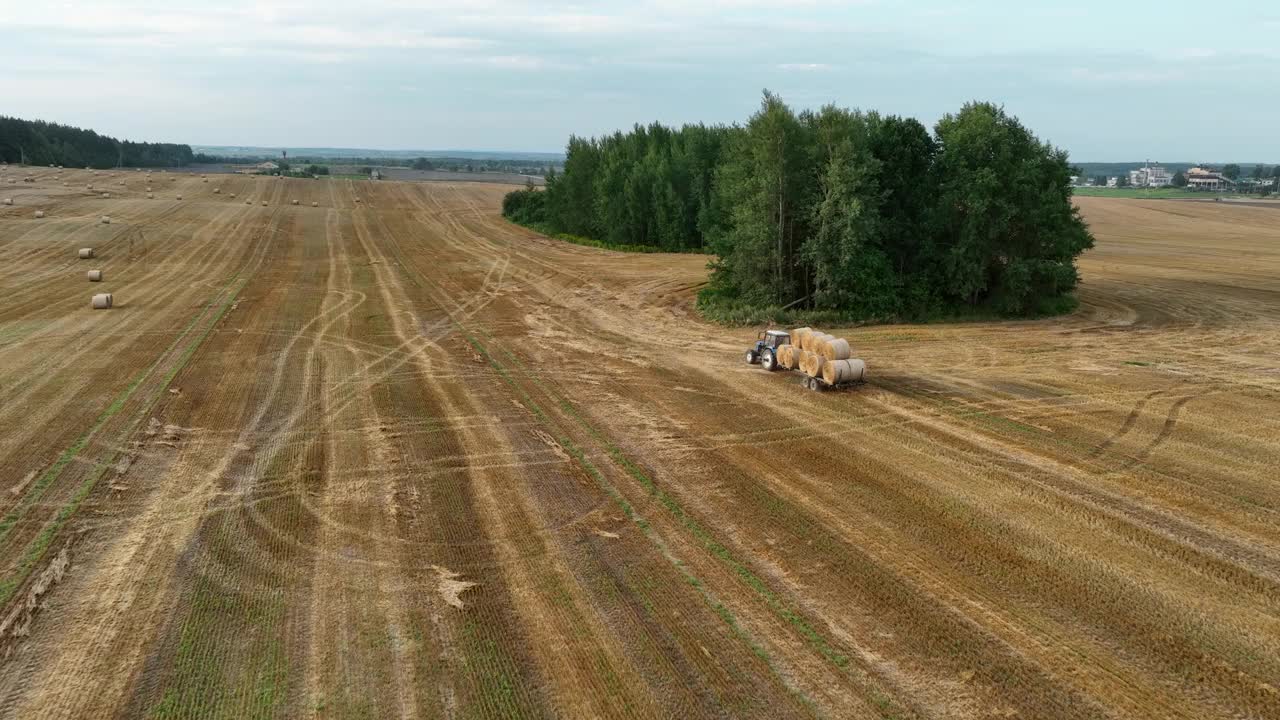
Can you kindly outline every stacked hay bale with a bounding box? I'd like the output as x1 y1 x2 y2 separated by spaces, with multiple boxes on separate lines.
789 326 868 387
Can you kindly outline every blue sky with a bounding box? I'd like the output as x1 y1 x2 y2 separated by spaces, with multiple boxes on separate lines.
2 1 1276 161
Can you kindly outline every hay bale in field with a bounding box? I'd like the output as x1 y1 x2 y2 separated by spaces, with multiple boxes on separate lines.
213 188 220 194
261 200 268 206
78 248 95 259
147 193 154 199
822 337 851 361
230 193 236 198
822 358 866 385
100 215 111 224
176 194 183 200
101 192 110 198
87 270 103 282
291 199 298 205
311 201 317 207
2 198 10 205
245 199 251 205
91 293 113 309
146 186 152 192
86 184 94 190
34 210 45 218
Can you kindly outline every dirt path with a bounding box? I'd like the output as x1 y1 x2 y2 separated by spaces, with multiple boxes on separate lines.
0 172 1276 719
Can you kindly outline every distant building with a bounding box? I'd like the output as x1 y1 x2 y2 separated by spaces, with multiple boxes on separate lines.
370 169 381 180
1129 163 1172 188
1185 167 1230 191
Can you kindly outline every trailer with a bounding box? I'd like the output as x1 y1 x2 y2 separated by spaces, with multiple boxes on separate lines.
744 330 866 392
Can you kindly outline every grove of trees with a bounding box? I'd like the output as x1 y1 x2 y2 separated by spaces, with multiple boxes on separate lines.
505 92 1094 322
0 116 194 168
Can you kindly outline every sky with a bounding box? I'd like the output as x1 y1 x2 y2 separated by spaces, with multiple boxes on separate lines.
1 1 1276 161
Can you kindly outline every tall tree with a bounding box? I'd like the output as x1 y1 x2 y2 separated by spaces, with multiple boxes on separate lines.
1222 163 1242 180
932 102 1094 313
708 91 813 306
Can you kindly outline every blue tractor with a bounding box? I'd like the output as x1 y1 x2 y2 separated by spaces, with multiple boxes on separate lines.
745 330 791 372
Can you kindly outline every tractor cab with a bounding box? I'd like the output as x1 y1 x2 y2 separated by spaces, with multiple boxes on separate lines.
745 330 791 371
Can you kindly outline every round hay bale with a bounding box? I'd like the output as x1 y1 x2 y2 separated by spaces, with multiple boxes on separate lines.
34 210 45 218
200 174 206 178
292 199 298 205
2 198 10 205
86 184 94 190
78 247 95 259
311 201 317 207
87 270 103 282
91 293 113 309
147 193 154 199
230 193 236 198
822 338 851 361
800 350 825 378
202 178 208 183
146 186 152 192
101 192 110 198
262 200 268 206
245 200 251 205
791 327 812 350
822 358 866 385
100 215 111 224
213 188 220 194
778 344 800 370
176 194 183 200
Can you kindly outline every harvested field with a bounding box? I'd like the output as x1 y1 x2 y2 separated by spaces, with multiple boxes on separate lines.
0 170 1277 719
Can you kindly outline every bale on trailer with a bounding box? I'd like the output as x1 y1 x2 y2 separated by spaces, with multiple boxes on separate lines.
87 270 103 282
822 338 852 361
34 210 45 218
91 293 113 309
800 350 825 378
78 248 95 259
791 327 812 350
823 358 866 385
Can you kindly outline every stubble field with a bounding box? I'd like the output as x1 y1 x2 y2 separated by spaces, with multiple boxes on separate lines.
0 167 1276 719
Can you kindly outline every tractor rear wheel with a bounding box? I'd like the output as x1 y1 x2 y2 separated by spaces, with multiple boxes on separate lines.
762 349 777 371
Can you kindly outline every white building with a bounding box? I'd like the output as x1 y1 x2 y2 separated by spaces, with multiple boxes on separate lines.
1129 163 1172 188
1107 177 1119 188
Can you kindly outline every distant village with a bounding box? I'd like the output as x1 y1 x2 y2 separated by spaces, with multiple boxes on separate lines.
1072 162 1279 193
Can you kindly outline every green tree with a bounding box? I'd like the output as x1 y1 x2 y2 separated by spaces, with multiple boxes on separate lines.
1222 163 1241 180
1171 170 1188 187
932 102 1094 314
707 91 814 307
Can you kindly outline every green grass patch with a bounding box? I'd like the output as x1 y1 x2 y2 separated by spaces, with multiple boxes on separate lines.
696 287 1078 328
1072 187 1242 199
505 218 712 255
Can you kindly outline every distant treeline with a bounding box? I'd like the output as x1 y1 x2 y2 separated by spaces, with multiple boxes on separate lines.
0 116 194 168
504 92 1093 323
192 152 559 177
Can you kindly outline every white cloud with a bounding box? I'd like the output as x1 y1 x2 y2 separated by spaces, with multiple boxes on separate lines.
778 63 832 71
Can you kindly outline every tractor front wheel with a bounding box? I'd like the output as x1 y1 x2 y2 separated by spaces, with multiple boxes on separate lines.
745 350 760 365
